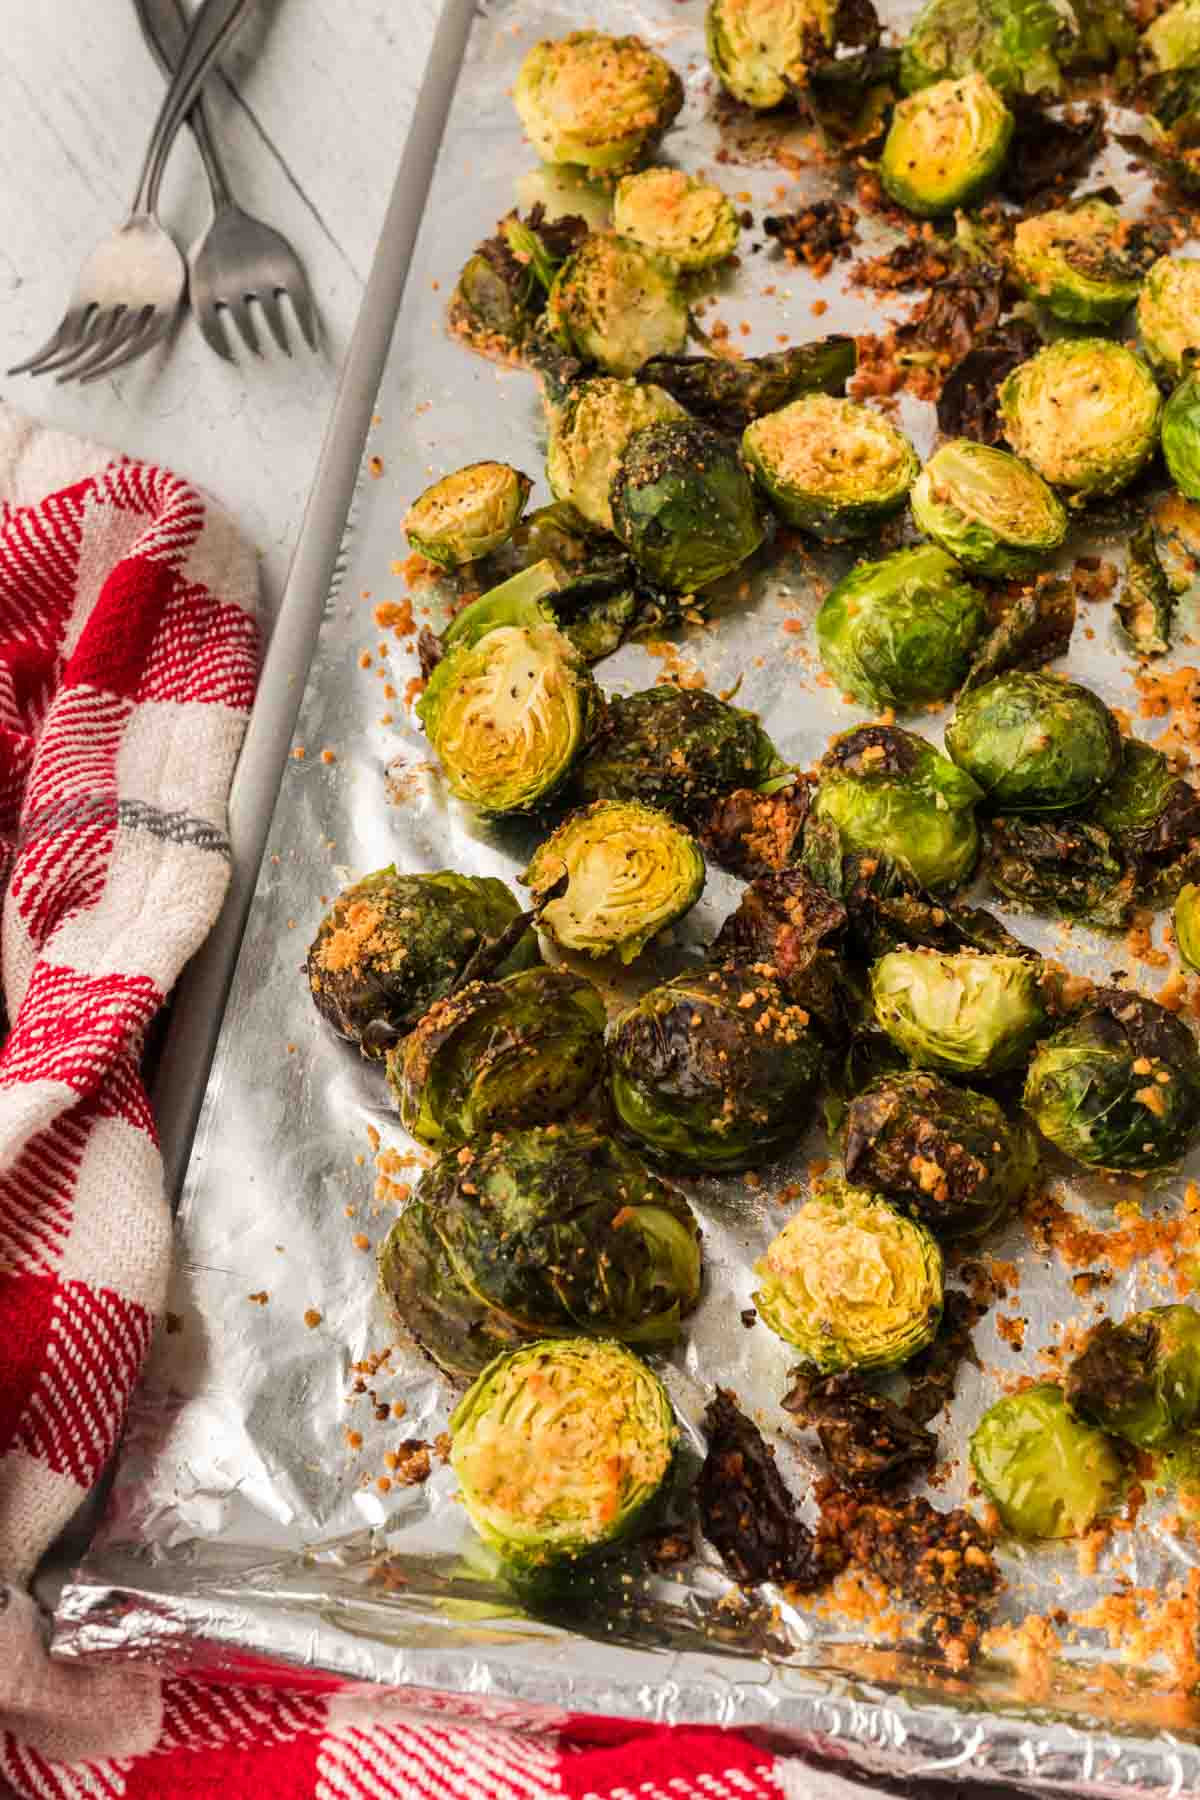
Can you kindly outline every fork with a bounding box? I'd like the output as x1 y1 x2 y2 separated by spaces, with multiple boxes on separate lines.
8 0 256 385
133 0 319 359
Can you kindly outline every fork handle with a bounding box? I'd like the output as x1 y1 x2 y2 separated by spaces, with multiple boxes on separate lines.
130 0 256 216
132 0 235 210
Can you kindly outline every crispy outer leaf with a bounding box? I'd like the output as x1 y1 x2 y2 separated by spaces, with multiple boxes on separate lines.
999 99 1106 202
699 1390 846 1589
961 577 1076 692
983 814 1137 928
1117 523 1176 660
937 319 1042 444
638 340 857 432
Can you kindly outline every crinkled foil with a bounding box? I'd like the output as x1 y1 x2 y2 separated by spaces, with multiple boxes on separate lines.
51 0 1200 1789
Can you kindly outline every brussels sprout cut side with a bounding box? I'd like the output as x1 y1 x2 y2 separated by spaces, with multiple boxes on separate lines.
514 32 683 172
612 168 740 271
706 0 835 109
1138 255 1200 383
872 947 1047 1076
881 74 1013 218
574 685 786 823
450 1338 678 1576
810 725 982 892
1066 1306 1200 1449
611 420 766 592
1163 370 1200 502
548 235 688 377
1143 0 1200 72
910 440 1067 577
1177 882 1200 971
743 395 918 541
1000 339 1162 503
814 545 987 711
970 1384 1124 1540
900 0 1065 98
402 463 532 569
1012 200 1142 328
547 377 688 532
946 671 1121 813
754 1181 944 1371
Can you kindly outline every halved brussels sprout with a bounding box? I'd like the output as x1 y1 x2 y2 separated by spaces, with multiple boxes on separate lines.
706 0 835 109
872 947 1047 1075
611 419 766 592
754 1180 944 1371
514 32 684 172
1023 987 1200 1171
523 798 705 963
574 685 786 824
1137 255 1200 383
612 168 740 271
999 338 1162 502
815 545 987 711
609 961 825 1170
742 395 919 541
1177 881 1200 970
547 235 688 377
307 869 540 1052
1143 0 1200 72
945 671 1121 812
810 726 982 892
1066 1305 1200 1449
901 0 1066 97
881 74 1013 217
970 1384 1123 1540
450 1338 678 1576
843 1071 1037 1238
402 462 532 569
1163 369 1200 501
1011 199 1142 327
910 440 1068 577
388 965 606 1149
641 338 857 431
379 1124 701 1380
547 377 687 531
983 815 1135 930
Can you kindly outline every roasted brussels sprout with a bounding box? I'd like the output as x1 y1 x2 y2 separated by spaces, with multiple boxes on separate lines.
743 395 917 542
910 440 1067 577
403 463 532 569
611 419 766 592
706 0 835 109
547 235 688 377
1177 881 1200 970
1011 199 1142 327
379 1125 701 1379
522 799 705 963
712 867 850 1042
814 545 987 711
810 726 982 892
1024 988 1200 1171
640 338 857 431
1163 369 1200 502
307 869 540 1051
881 74 1013 217
945 671 1121 812
999 338 1162 502
983 815 1135 929
612 168 740 271
754 1180 944 1371
514 32 683 172
450 1338 678 1576
546 377 687 531
447 207 589 363
609 962 825 1170
1138 255 1200 383
1143 0 1200 72
574 685 787 825
1089 735 1200 897
388 966 606 1149
872 947 1047 1075
900 0 1066 97
843 1071 1037 1237
1066 1306 1200 1449
970 1384 1124 1540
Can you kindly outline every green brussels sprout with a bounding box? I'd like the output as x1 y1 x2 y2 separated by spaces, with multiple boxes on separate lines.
1066 1305 1200 1449
449 1337 678 1576
388 966 606 1149
640 338 857 431
547 377 688 531
880 74 1013 217
999 338 1162 503
611 420 766 592
1089 735 1200 865
1024 988 1200 1171
910 440 1068 577
706 0 835 109
843 1070 1038 1238
547 235 688 377
1163 369 1200 502
574 685 786 824
810 726 982 892
753 1180 944 1371
1137 255 1200 383
901 0 1066 97
814 545 987 711
945 671 1121 812
1011 200 1142 328
742 395 919 541
872 947 1048 1075
983 815 1135 930
402 463 532 569
307 869 540 1052
1143 0 1200 71
970 1384 1124 1540
1177 881 1200 970
514 33 684 172
612 168 740 271
522 798 705 963
379 1124 701 1380
609 962 825 1170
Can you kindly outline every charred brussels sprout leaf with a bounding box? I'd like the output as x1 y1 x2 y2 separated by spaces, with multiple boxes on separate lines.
781 1368 938 1490
810 726 982 892
970 1383 1123 1539
1024 987 1200 1170
546 377 688 532
388 966 606 1149
712 867 850 1042
639 338 857 431
1143 0 1200 72
999 338 1162 502
999 99 1106 203
574 685 787 825
1064 0 1137 69
449 1338 678 1577
754 1180 944 1372
911 440 1068 577
1117 523 1176 657
403 462 532 569
611 420 766 592
946 670 1121 812
1177 881 1200 970
700 779 814 879
699 1390 846 1588
815 545 987 711
1163 369 1200 503
843 1071 1037 1237
1066 1306 1200 1448
796 46 902 151
743 394 918 541
706 0 835 109
1012 198 1142 327
871 947 1048 1075
612 168 740 271
523 799 705 963
961 576 1077 692
307 869 540 1052
548 236 688 377
937 318 1043 446
1138 254 1200 382
514 33 683 172
983 815 1136 929
900 0 1066 97
1088 735 1200 902
609 962 825 1170
881 74 1014 217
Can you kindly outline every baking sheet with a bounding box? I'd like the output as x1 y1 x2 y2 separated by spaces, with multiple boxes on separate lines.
52 0 1200 1790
